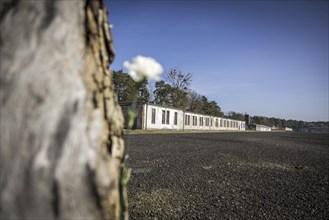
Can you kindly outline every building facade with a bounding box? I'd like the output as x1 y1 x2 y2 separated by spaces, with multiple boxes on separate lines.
249 124 272 131
121 103 246 131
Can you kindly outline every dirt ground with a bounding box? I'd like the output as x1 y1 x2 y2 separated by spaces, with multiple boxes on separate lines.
125 132 329 219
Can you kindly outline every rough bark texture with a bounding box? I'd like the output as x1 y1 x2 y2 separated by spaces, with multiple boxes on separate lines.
0 0 127 219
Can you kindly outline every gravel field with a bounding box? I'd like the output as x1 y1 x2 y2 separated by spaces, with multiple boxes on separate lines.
124 132 329 219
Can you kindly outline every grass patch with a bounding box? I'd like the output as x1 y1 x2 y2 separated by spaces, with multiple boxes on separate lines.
124 129 253 135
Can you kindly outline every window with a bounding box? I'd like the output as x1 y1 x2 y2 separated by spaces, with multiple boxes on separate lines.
192 116 197 126
166 111 170 124
210 118 213 127
185 114 191 125
151 108 156 124
174 112 178 125
199 117 203 126
215 119 218 127
220 119 222 127
162 110 166 124
205 118 209 126
224 120 226 127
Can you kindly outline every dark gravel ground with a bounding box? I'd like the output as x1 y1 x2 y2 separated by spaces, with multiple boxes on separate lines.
124 132 329 219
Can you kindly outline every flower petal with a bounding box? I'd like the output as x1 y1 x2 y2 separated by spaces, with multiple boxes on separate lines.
123 55 163 82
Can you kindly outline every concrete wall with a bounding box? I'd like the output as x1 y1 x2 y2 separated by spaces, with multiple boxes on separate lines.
143 104 184 130
141 104 246 131
256 125 272 131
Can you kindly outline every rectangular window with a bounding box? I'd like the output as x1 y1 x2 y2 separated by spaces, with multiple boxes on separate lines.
220 119 222 127
215 119 218 127
210 118 213 127
192 116 197 126
205 118 209 126
187 115 190 125
185 115 188 125
224 120 226 127
174 112 178 125
166 111 170 124
151 108 156 124
162 110 166 124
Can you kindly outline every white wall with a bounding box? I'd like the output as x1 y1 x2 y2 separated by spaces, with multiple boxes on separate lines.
142 104 246 131
143 104 184 130
256 125 272 131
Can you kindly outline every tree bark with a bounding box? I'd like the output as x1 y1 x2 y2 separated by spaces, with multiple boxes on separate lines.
0 0 127 219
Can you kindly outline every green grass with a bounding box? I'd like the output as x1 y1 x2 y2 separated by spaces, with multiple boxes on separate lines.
124 129 255 135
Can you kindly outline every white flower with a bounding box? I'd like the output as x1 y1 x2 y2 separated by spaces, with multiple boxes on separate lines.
123 55 163 82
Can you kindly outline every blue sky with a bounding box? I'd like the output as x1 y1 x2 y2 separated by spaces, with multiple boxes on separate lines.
106 0 328 122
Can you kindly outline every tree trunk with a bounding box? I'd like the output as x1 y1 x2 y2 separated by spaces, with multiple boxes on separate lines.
0 0 127 219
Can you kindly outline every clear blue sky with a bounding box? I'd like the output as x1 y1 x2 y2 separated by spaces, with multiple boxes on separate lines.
106 0 328 122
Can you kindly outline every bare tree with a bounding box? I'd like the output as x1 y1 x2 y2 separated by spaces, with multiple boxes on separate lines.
188 90 203 112
165 69 192 91
164 69 192 109
0 1 127 219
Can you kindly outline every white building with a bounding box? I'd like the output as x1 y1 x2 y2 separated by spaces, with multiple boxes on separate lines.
284 127 293 131
249 124 272 132
121 103 246 131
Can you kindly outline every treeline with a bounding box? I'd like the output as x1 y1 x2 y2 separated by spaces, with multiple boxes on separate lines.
226 111 329 129
112 69 224 117
113 69 328 129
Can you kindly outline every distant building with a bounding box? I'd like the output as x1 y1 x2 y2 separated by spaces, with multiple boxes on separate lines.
248 124 272 132
120 103 246 131
298 127 329 133
245 114 272 131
